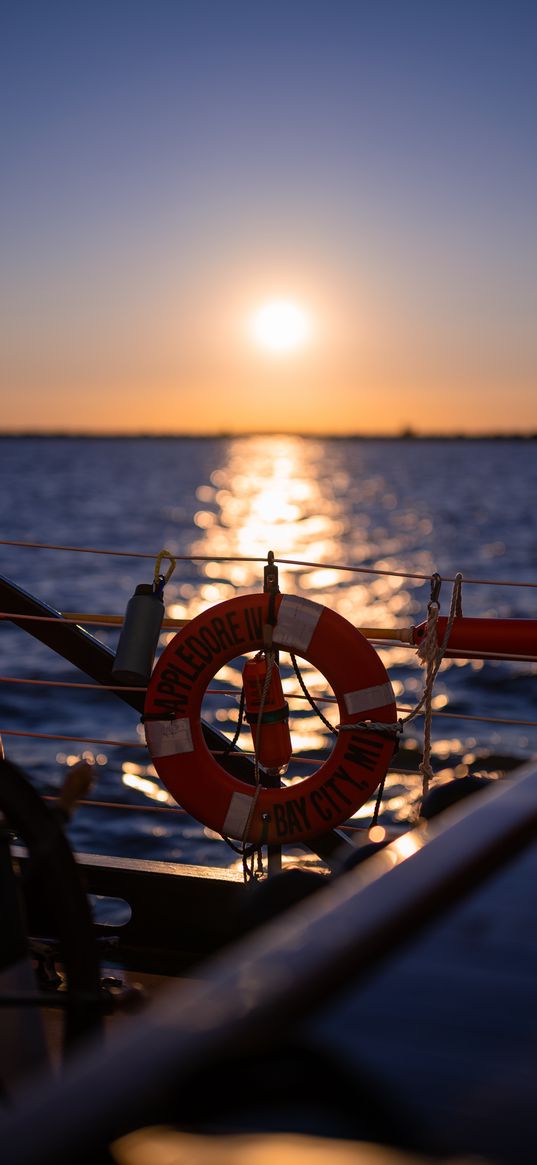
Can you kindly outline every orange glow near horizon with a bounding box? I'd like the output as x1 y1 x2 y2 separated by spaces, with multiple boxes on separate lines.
1 267 536 436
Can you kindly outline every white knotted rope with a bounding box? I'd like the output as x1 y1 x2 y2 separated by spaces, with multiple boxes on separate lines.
412 573 463 805
239 651 276 878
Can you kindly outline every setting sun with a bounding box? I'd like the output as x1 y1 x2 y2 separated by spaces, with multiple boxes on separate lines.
250 299 311 354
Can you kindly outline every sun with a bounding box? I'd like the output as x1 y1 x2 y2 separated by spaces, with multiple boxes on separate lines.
250 299 311 354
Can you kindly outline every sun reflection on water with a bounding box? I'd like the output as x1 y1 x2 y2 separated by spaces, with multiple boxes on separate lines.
174 435 427 629
186 435 347 600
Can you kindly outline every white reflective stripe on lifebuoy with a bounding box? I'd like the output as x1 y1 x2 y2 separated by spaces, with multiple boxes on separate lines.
344 682 395 717
222 790 254 838
145 718 194 758
273 595 323 652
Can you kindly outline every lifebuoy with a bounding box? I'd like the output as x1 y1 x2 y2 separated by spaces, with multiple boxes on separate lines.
144 594 397 846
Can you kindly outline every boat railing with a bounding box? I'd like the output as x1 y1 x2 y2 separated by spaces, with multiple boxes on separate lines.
1 538 536 847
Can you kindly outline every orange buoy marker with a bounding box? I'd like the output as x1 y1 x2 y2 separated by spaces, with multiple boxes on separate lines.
144 593 397 846
413 616 537 659
242 654 292 776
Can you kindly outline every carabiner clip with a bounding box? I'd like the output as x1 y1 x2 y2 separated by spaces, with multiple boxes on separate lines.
429 572 442 607
154 549 177 590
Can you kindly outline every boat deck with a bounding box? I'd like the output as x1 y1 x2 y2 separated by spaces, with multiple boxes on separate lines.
3 761 537 1163
309 788 537 1162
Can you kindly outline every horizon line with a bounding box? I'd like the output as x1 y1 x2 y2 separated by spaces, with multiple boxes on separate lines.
0 429 536 441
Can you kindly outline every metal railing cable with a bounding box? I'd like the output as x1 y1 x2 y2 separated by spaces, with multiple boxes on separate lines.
1 672 536 727
35 795 388 837
1 537 537 588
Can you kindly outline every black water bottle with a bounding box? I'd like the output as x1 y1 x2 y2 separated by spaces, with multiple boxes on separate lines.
112 583 164 685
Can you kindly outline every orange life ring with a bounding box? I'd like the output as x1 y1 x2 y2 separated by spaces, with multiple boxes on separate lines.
144 593 397 846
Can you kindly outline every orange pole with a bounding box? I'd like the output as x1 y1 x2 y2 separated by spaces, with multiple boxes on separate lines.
61 612 414 642
413 616 537 658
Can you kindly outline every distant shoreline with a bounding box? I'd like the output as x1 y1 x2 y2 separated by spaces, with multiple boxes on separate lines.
0 431 535 441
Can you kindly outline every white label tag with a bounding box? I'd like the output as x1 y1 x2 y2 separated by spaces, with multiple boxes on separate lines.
274 595 323 653
344 682 395 717
145 718 194 758
222 791 253 840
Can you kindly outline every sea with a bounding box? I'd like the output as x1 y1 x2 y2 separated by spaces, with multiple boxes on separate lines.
1 434 536 871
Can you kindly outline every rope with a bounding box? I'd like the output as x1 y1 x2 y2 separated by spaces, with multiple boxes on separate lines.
0 729 145 748
285 576 456 785
412 574 464 803
1 676 536 727
331 575 470 809
290 653 337 733
416 601 440 800
0 611 188 630
288 651 394 834
370 773 388 827
278 557 537 589
215 749 324 765
2 538 536 588
0 612 122 625
396 706 537 727
0 728 333 766
338 720 402 739
222 688 246 754
253 653 275 792
0 676 535 728
2 724 534 773
35 793 408 836
42 795 186 815
221 835 259 876
239 652 275 879
0 676 147 692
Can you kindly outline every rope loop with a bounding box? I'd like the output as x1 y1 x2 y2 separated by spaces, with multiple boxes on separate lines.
416 600 439 666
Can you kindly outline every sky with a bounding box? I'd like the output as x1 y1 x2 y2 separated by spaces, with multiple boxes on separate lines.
1 0 536 435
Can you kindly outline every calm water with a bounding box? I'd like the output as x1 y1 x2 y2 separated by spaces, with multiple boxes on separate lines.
1 435 536 868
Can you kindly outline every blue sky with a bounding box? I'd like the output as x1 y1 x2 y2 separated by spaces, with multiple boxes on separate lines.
2 1 536 432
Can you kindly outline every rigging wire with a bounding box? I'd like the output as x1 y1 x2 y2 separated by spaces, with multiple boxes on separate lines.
36 794 393 837
1 537 536 588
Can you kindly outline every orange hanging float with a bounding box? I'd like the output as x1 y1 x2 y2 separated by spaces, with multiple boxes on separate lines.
144 593 397 846
242 654 292 775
